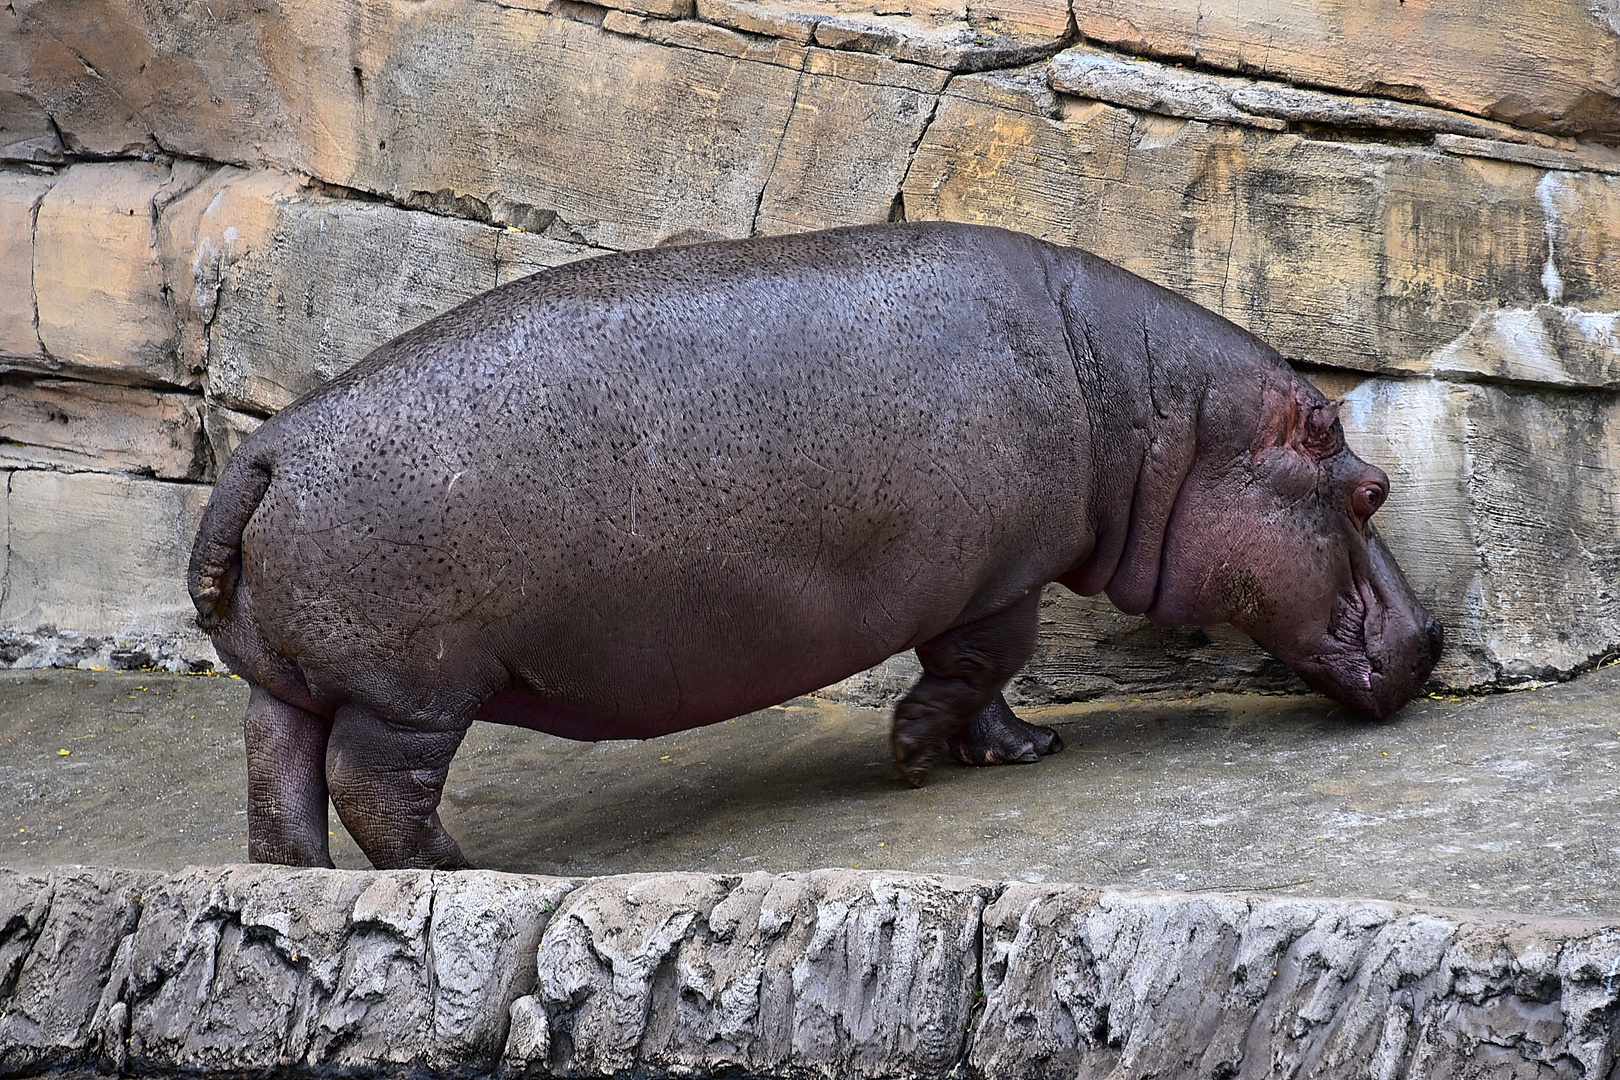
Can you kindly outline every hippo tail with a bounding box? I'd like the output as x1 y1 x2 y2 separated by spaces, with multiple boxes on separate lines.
189 445 274 634
188 443 322 707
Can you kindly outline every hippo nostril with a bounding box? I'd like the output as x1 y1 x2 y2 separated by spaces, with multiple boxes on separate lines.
1425 617 1444 664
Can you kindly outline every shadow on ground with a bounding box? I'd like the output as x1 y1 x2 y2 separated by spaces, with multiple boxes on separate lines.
2 666 1616 916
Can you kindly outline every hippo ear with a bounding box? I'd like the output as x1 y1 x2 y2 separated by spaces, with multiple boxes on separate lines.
1300 400 1345 458
1253 386 1344 460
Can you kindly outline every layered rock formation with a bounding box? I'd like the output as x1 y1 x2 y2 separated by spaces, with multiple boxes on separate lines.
1 866 1617 1078
2 0 1618 692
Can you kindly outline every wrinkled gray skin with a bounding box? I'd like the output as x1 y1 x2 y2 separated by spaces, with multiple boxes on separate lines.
190 222 1442 870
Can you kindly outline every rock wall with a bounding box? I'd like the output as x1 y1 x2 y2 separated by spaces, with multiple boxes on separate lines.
2 866 1617 1079
3 0 1619 692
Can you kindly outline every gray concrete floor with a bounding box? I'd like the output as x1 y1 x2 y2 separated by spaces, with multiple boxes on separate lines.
1 666 1616 917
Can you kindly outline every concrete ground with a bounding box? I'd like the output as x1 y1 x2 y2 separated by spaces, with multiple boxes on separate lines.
1 665 1616 917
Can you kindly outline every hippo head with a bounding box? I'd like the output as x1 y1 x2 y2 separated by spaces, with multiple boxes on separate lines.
1145 378 1442 718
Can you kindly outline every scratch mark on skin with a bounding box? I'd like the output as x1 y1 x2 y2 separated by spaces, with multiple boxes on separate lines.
344 544 380 575
871 589 903 630
300 514 370 536
935 461 983 518
796 448 834 474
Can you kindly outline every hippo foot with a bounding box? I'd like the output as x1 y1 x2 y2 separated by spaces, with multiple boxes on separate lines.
325 700 474 870
892 730 942 788
949 694 1064 766
894 592 1044 787
245 683 337 868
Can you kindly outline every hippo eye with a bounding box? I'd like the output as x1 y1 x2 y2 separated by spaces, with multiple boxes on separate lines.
1352 483 1386 521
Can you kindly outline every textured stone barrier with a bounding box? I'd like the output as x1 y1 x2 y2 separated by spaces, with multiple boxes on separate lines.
2 866 1616 1078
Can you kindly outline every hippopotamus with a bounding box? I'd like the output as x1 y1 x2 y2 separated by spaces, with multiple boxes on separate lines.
189 221 1442 871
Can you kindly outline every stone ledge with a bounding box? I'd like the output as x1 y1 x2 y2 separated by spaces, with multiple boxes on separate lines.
2 866 1616 1079
1046 48 1606 159
0 377 208 480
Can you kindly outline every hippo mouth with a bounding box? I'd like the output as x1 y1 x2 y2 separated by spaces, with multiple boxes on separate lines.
1323 579 1377 688
1289 553 1445 722
1296 570 1434 719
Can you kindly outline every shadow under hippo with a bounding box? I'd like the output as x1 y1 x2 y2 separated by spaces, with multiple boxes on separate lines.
189 222 1442 871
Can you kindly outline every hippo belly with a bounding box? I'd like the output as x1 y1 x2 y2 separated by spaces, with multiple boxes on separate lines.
243 462 1056 740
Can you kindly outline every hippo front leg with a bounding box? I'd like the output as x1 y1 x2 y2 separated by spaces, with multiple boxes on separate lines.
244 683 335 868
326 702 472 870
892 591 1040 786
949 693 1064 766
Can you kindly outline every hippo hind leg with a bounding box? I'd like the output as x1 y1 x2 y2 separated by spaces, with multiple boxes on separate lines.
949 693 1064 766
892 590 1040 787
327 701 472 870
244 683 336 868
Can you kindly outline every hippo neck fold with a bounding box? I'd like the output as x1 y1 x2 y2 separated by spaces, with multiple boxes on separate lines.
1043 245 1222 615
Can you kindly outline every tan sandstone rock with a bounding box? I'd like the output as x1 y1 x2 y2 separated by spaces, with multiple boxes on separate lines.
3 0 162 158
1068 0 1620 139
699 0 1069 71
1384 169 1620 390
0 471 211 651
13 1 932 249
752 48 947 235
0 14 66 169
1340 376 1620 685
1047 47 1581 149
33 161 209 388
10 0 1056 190
160 169 597 415
600 9 813 64
28 0 1620 150
905 68 1620 388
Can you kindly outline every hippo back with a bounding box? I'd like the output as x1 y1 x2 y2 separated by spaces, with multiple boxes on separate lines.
234 224 1099 730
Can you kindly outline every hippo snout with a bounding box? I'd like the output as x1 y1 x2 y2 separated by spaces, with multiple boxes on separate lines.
1386 614 1443 712
1368 609 1442 719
